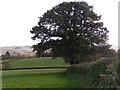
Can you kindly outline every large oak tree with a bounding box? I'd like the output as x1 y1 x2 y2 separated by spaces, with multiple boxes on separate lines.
30 1 110 65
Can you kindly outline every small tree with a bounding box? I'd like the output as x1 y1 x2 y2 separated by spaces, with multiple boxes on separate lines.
30 1 110 65
2 51 11 60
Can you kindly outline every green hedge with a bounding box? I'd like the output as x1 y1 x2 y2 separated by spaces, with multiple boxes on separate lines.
66 61 116 88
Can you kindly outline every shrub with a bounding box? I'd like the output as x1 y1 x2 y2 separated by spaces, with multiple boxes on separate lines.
67 61 107 75
67 59 119 88
66 61 111 87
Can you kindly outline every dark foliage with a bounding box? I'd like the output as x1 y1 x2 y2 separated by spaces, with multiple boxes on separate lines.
31 1 110 65
66 61 118 88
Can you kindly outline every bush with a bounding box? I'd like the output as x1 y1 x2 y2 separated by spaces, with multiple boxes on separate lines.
67 61 107 75
66 59 120 88
66 61 113 87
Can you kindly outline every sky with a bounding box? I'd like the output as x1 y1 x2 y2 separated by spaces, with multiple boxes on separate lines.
0 0 119 50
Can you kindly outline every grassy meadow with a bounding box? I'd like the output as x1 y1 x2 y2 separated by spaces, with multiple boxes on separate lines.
1 57 70 70
2 57 76 88
2 57 95 88
9 57 69 68
2 57 118 88
2 69 71 88
2 68 97 88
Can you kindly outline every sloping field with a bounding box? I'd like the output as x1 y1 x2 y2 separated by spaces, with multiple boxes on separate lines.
10 57 70 68
2 69 73 88
2 68 97 88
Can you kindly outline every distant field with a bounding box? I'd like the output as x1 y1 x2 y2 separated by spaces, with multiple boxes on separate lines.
10 57 70 68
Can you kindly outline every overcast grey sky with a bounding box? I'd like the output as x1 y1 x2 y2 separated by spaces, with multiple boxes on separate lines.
0 0 118 49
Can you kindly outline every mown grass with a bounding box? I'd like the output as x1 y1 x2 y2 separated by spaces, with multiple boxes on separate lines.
2 69 82 88
10 57 70 68
2 57 115 88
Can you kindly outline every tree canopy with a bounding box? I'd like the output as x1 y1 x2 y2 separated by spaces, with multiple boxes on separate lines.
30 1 110 65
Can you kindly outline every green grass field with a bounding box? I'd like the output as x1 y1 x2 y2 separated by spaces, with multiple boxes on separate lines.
10 57 69 68
2 57 109 88
2 57 75 88
2 68 99 88
2 69 83 88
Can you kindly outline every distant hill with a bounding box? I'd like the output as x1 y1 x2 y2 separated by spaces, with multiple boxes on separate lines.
0 46 34 55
